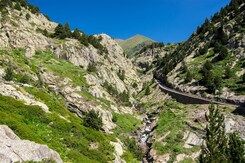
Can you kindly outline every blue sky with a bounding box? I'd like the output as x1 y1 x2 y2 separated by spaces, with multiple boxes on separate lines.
28 0 230 43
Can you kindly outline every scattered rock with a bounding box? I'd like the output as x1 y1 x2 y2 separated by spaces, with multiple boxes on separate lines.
184 132 203 148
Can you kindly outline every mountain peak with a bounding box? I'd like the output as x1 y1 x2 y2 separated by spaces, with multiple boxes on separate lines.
118 34 155 57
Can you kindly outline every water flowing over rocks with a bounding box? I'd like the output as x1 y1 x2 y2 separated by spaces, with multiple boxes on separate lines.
138 109 160 162
0 125 62 163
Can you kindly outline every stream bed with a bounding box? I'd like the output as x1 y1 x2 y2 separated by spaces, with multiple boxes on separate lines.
138 109 160 163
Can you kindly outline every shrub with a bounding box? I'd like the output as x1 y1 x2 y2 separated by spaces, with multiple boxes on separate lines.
83 110 102 130
217 46 228 61
112 114 118 123
117 69 125 81
19 74 31 84
145 85 151 95
185 70 193 83
118 91 130 104
87 63 97 73
225 66 233 78
26 13 31 20
182 62 188 73
125 138 143 160
132 82 138 88
201 61 213 75
14 3 21 11
3 67 14 81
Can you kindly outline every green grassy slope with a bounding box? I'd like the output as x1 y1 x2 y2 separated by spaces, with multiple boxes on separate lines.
0 92 115 163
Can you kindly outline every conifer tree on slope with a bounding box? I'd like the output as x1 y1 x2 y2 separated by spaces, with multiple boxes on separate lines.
200 104 245 163
200 104 228 163
227 132 245 163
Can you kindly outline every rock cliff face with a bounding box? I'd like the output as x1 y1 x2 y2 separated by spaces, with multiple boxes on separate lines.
0 4 141 133
0 125 62 163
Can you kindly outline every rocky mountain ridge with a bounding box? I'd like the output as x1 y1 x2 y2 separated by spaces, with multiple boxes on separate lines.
153 0 245 104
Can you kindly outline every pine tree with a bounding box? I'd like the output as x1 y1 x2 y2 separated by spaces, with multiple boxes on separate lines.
185 70 193 83
227 132 245 163
72 28 81 40
242 73 245 83
200 104 228 163
202 61 213 74
14 2 21 11
64 22 71 38
225 66 233 79
182 61 188 73
54 23 65 39
217 26 229 45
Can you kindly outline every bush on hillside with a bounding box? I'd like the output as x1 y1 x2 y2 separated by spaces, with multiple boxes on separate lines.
14 2 21 11
83 110 102 131
185 70 193 83
117 69 125 81
145 85 151 95
26 13 31 20
3 67 14 81
218 46 228 59
224 66 233 79
87 63 97 73
125 138 143 161
132 82 138 88
118 91 130 104
18 74 31 84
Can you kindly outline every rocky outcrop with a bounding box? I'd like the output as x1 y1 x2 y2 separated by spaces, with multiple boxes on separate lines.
110 139 126 163
0 8 55 57
0 125 62 163
40 71 117 133
0 82 50 113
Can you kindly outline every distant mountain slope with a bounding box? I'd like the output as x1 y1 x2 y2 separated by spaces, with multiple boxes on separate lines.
155 0 245 103
117 34 155 57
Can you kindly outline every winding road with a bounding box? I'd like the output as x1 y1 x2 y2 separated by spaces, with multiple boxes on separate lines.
158 82 240 107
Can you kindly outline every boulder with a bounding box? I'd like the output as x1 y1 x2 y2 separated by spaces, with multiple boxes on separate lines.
0 125 62 163
110 140 126 163
184 132 203 148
